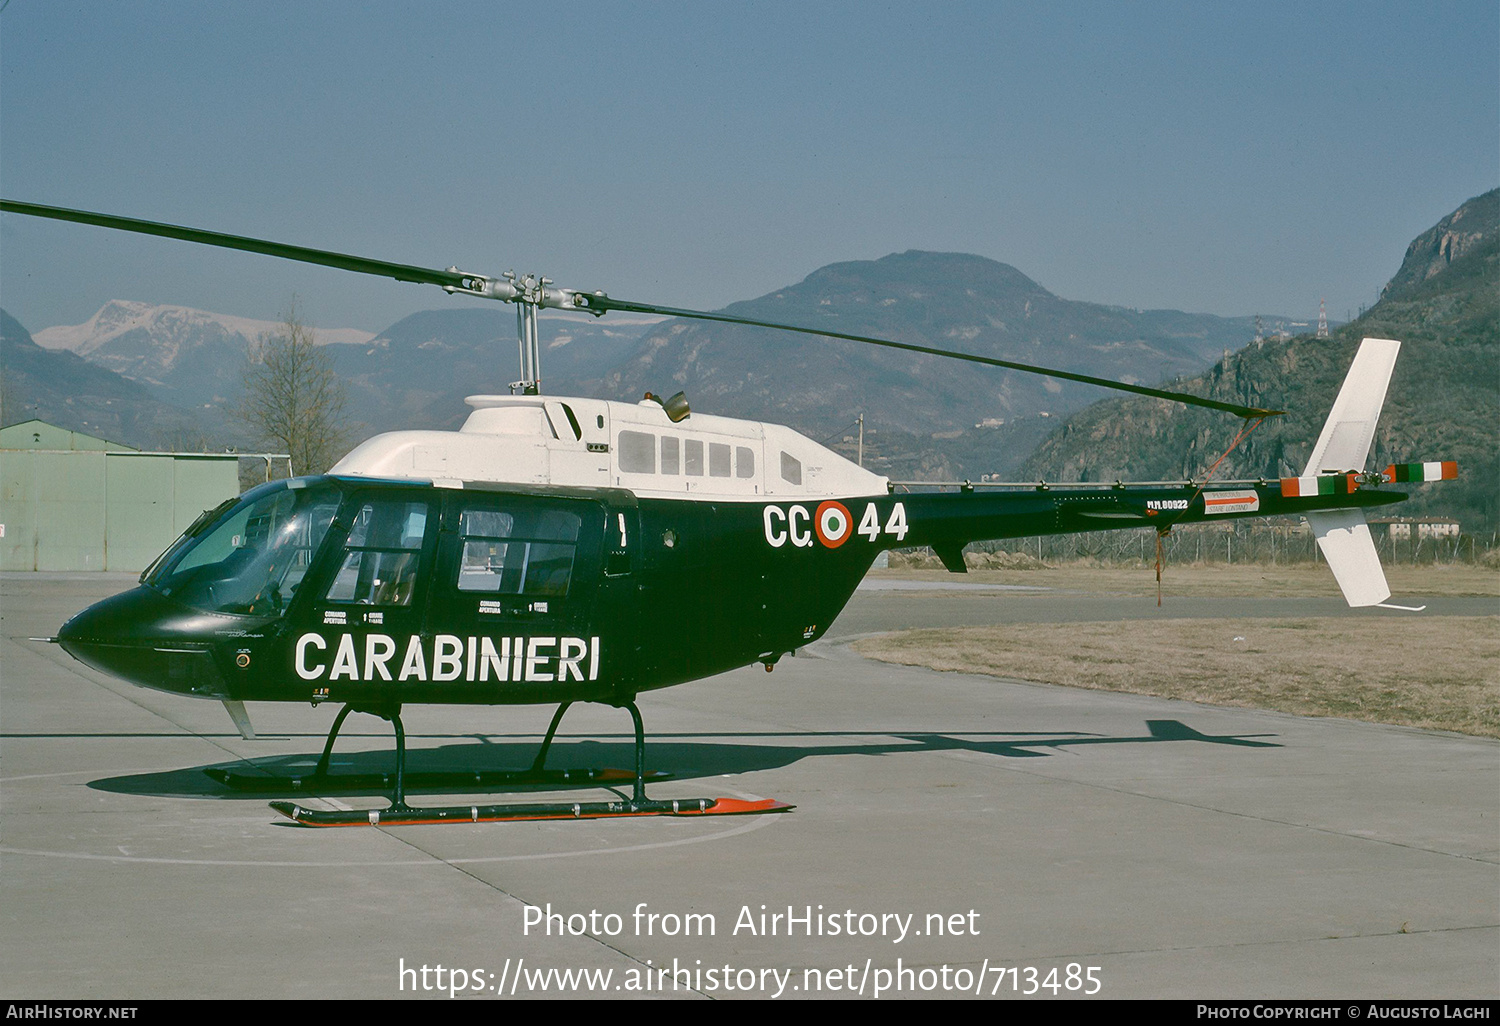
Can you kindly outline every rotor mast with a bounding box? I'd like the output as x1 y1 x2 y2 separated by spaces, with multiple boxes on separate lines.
506 272 544 395
440 266 604 395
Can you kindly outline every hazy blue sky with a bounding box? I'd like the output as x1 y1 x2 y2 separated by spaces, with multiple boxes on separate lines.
2 1 1495 335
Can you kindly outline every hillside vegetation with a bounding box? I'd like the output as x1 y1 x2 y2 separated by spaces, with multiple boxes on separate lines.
1022 190 1499 535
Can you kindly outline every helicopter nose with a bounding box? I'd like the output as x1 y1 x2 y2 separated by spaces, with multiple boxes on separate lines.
58 587 229 698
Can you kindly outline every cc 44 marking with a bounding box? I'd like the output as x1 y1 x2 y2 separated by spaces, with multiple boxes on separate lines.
763 501 908 549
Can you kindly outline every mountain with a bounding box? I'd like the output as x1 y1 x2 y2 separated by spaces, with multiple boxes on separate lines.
1380 193 1495 300
33 301 373 408
18 252 1285 479
24 301 661 440
600 251 1273 439
326 308 663 436
592 251 1278 478
1021 189 1499 533
0 309 226 449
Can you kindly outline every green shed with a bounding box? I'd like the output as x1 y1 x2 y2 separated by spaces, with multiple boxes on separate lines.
1 421 243 572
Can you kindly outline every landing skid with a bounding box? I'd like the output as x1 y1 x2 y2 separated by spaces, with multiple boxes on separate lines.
266 699 791 828
208 765 669 793
271 796 792 827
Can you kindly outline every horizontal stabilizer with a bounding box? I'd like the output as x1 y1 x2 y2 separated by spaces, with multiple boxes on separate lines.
1305 510 1391 607
1303 338 1400 475
1384 462 1457 483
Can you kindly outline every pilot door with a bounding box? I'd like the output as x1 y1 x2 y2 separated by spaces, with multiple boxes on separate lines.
293 491 439 705
429 491 625 703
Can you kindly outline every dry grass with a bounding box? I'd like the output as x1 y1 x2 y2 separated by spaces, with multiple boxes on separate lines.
853 617 1500 738
867 562 1500 598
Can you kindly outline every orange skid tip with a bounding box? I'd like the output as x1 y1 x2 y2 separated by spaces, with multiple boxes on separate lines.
270 796 794 827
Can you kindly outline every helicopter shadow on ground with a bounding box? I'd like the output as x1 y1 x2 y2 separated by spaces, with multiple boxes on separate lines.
85 719 1280 801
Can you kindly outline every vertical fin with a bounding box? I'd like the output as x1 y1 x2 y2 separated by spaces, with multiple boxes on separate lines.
1305 510 1391 607
1299 338 1401 608
1302 338 1400 474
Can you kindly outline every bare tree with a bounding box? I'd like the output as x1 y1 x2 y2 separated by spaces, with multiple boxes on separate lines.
0 373 26 428
156 419 219 454
239 300 350 475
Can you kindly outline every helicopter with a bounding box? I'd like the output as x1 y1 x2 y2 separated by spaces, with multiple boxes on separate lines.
1 199 1454 827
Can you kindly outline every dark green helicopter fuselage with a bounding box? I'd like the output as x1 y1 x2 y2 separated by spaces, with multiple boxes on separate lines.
57 474 1403 710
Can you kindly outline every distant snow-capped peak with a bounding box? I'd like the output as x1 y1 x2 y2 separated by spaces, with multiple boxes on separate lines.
33 301 375 356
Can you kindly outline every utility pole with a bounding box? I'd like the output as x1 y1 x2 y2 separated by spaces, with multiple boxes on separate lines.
857 413 864 468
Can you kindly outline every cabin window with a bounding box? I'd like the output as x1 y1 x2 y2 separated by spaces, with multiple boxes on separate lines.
618 430 656 473
684 439 704 476
781 451 802 486
455 506 581 597
709 442 731 477
325 500 429 606
736 446 755 479
660 436 680 475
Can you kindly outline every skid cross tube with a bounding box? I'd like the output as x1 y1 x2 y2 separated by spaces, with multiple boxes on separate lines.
267 700 794 826
529 701 574 775
314 703 357 778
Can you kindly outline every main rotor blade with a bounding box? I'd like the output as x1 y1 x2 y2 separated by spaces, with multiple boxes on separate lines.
0 199 468 290
587 296 1283 419
4 198 1281 418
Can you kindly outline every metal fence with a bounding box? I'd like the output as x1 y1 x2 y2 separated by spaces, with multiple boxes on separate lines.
965 521 1489 567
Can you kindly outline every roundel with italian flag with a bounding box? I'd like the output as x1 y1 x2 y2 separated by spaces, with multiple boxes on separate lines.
815 501 852 548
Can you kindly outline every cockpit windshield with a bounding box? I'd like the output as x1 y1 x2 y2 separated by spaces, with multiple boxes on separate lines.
143 481 342 617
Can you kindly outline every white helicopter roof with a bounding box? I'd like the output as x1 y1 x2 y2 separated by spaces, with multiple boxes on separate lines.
330 393 889 501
